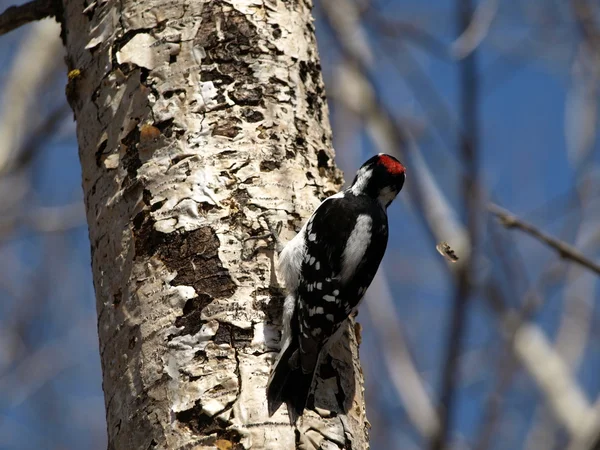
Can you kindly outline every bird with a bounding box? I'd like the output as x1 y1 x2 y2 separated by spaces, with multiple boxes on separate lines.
266 153 406 423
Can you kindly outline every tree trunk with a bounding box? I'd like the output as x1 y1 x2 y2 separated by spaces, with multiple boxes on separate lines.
61 0 370 448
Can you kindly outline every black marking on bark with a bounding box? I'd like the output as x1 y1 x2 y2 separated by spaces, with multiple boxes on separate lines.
306 91 319 117
272 24 282 39
195 6 260 82
139 66 150 85
295 428 302 448
333 360 348 414
134 219 236 298
317 149 329 169
294 117 308 148
112 289 122 307
154 117 175 138
176 400 244 449
299 60 309 83
195 349 208 364
162 89 185 99
242 108 264 123
200 69 234 85
232 188 250 207
213 323 254 348
128 334 138 350
255 286 285 325
294 117 308 135
95 139 108 168
259 160 281 172
121 125 142 179
174 294 214 336
213 323 231 345
212 118 242 138
230 87 262 106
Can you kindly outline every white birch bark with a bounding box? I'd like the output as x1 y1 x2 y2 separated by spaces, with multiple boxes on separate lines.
61 0 370 448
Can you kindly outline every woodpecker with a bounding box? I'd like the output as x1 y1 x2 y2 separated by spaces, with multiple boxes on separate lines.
266 153 406 422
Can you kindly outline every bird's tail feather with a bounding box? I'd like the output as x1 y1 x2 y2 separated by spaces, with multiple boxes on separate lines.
266 339 314 423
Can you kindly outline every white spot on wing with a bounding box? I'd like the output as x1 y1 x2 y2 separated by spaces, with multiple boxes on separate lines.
326 314 334 322
340 214 372 283
323 295 336 302
309 306 324 316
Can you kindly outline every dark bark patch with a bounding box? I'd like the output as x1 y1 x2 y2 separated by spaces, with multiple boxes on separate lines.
212 118 242 139
254 286 285 325
259 160 280 172
196 4 268 118
121 125 142 179
95 139 108 168
200 69 234 85
242 108 264 123
213 323 254 348
294 118 308 148
232 188 249 207
299 60 309 83
113 289 122 307
163 89 185 99
271 24 282 39
213 323 231 345
196 5 259 71
317 149 329 169
162 228 236 298
306 91 318 116
134 218 236 299
154 118 174 138
176 401 243 449
230 87 262 106
174 294 214 336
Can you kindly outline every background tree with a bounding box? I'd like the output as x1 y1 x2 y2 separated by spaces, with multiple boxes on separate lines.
1 0 600 449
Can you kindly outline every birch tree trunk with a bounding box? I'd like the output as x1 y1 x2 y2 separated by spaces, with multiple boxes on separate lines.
61 0 370 448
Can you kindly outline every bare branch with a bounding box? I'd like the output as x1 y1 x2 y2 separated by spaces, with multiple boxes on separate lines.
571 0 600 52
432 0 481 447
489 203 600 277
0 0 58 37
0 19 63 175
485 284 598 443
451 0 498 59
364 272 440 440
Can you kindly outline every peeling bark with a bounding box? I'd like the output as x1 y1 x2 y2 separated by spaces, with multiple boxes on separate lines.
61 0 369 448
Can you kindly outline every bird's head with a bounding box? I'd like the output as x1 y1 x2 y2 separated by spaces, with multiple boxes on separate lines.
349 153 406 208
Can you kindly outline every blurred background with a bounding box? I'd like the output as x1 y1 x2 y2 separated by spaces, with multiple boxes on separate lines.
1 0 600 449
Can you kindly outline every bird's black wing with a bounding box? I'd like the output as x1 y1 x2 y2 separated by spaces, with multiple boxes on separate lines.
295 193 388 374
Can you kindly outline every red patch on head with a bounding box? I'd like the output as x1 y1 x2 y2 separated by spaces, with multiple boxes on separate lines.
378 154 406 175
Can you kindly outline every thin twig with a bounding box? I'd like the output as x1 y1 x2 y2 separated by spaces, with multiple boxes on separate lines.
431 0 480 448
571 0 600 52
489 203 600 277
0 0 58 37
451 0 498 59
